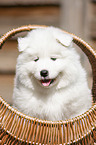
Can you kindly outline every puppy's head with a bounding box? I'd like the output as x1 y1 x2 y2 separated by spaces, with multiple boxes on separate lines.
16 27 80 90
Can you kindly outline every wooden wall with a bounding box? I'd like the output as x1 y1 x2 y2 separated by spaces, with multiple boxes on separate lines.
0 6 60 36
90 1 96 39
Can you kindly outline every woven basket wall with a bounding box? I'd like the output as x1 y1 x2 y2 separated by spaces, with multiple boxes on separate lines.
0 25 96 145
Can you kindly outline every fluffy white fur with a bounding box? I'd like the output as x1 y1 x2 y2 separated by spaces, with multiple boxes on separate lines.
13 27 92 121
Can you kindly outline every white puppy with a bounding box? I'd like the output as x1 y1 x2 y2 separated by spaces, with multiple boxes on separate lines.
13 27 92 121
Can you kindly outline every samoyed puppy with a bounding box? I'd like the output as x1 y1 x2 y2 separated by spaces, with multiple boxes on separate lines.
13 27 92 121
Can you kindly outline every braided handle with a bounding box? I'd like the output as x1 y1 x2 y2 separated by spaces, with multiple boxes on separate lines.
0 25 96 102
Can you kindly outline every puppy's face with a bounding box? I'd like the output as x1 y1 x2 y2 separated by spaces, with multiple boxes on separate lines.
17 27 79 90
24 47 65 88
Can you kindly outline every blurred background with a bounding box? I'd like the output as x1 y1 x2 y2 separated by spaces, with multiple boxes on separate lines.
0 0 96 105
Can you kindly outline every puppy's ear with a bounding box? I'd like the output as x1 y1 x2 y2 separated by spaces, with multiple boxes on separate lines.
55 32 73 47
18 37 29 52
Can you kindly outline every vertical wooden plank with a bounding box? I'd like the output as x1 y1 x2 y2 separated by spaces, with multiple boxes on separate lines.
60 0 85 38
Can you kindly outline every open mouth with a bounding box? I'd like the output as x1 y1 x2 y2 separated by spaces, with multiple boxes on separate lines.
40 79 55 87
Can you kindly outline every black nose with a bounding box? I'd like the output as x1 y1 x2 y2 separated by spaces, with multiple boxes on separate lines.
40 70 49 77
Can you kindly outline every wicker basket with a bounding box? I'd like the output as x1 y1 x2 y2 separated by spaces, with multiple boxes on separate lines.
0 25 96 145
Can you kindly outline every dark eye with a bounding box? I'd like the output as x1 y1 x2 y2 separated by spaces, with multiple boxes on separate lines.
51 58 57 61
34 57 39 62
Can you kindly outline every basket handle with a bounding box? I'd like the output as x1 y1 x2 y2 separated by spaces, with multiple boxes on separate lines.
0 25 96 103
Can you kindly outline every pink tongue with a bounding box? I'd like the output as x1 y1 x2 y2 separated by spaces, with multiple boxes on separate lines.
41 80 51 86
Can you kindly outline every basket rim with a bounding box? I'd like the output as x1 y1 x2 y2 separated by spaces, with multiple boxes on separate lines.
0 96 96 124
0 24 96 54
